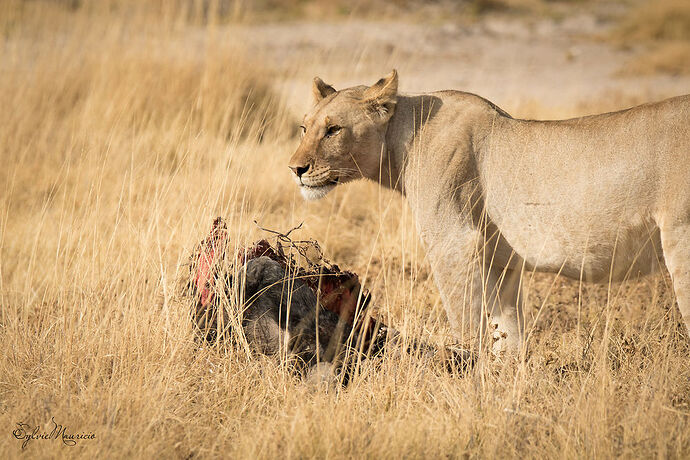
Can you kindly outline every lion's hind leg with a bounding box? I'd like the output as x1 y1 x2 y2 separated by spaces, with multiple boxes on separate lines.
660 222 690 337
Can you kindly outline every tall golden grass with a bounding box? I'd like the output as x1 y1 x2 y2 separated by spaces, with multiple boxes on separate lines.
614 0 690 76
0 1 688 458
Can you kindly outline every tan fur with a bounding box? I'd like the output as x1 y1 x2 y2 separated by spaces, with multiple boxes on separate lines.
289 71 690 352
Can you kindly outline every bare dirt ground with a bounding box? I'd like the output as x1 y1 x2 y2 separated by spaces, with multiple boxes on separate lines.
228 15 690 117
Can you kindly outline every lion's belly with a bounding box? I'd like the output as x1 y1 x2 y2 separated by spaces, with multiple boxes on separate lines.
488 204 663 282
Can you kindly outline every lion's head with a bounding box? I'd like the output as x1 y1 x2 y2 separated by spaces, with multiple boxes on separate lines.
288 70 398 200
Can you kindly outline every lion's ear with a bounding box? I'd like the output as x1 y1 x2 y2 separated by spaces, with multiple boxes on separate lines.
362 69 398 121
312 77 336 104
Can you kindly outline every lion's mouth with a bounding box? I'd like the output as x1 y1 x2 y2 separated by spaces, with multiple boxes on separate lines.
300 176 340 188
294 174 341 201
299 175 338 197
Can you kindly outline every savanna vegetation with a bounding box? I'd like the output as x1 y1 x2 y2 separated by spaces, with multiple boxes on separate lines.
1 0 688 458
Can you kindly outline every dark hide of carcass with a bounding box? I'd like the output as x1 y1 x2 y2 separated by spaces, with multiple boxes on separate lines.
184 218 473 382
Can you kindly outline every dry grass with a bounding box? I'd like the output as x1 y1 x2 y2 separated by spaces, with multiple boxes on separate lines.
1 1 689 458
614 0 690 76
614 0 690 42
619 41 690 76
182 0 580 22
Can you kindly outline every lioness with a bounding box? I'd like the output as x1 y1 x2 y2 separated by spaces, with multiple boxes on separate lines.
288 70 690 352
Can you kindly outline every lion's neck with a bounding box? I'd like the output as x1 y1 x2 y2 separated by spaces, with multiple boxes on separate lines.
378 132 405 193
381 94 440 194
381 93 499 195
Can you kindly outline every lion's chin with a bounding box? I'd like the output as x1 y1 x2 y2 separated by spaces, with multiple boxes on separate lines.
300 184 336 201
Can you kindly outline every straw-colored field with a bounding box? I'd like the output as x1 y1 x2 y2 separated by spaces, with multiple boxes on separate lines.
1 1 689 457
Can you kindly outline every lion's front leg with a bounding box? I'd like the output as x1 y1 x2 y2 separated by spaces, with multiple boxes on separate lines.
426 228 524 353
486 265 524 353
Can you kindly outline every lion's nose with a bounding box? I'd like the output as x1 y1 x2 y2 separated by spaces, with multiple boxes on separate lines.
290 164 310 178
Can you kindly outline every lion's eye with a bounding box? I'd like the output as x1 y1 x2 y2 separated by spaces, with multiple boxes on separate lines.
326 125 341 137
299 125 306 138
